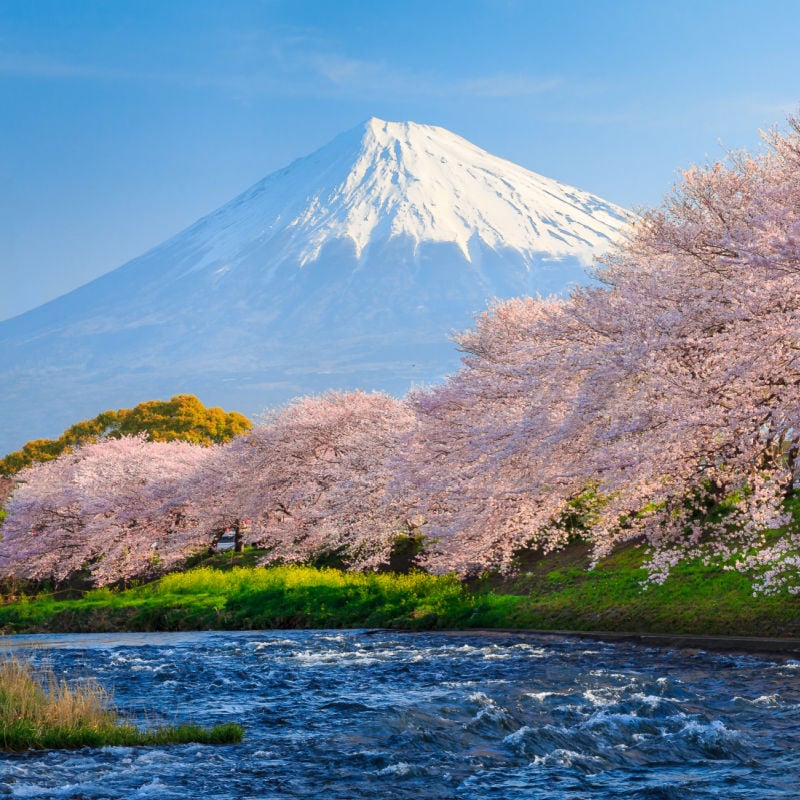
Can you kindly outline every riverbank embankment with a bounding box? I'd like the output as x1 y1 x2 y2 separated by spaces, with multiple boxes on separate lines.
1 542 799 641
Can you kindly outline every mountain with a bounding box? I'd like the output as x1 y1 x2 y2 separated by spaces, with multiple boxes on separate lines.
0 118 631 456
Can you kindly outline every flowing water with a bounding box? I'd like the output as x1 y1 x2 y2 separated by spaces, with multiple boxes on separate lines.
1 629 799 798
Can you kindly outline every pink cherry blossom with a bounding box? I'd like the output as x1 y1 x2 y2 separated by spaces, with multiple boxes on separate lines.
0 435 213 585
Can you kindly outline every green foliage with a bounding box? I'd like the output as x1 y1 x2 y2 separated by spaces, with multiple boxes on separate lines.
2 554 800 637
0 394 251 475
556 486 608 539
5 489 800 635
468 541 800 635
126 565 474 630
0 564 477 632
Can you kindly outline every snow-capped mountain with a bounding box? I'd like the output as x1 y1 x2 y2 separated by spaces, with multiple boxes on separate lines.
0 118 631 455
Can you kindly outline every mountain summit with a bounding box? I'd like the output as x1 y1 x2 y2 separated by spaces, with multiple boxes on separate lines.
204 117 626 268
1 118 630 455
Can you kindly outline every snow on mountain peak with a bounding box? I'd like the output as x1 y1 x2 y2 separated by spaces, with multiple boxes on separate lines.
333 117 629 263
182 117 630 275
304 117 630 264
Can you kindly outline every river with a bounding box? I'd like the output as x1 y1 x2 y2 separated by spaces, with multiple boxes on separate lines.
0 630 798 798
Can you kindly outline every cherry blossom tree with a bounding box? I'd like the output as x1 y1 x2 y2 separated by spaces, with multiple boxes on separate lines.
405 116 800 591
187 390 417 570
581 119 800 589
0 435 214 586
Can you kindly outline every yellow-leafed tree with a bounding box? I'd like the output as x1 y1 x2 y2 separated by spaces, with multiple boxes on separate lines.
0 395 251 475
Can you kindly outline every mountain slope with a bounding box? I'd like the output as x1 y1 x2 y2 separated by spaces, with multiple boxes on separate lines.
0 118 631 456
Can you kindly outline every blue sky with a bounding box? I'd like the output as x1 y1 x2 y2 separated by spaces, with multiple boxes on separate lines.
2 0 799 320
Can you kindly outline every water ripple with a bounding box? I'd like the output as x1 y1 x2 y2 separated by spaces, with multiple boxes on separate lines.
1 630 798 798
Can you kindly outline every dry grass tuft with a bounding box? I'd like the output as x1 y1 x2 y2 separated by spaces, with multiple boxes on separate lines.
0 656 115 736
0 655 243 751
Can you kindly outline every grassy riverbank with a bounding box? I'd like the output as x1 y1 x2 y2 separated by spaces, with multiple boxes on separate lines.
1 543 800 637
0 656 243 751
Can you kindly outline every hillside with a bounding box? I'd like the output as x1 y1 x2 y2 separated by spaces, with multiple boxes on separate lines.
1 543 798 639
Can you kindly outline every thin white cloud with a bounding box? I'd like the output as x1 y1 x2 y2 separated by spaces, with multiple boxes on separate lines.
457 74 562 98
310 53 367 86
0 33 562 103
0 51 103 79
302 49 561 99
744 99 799 122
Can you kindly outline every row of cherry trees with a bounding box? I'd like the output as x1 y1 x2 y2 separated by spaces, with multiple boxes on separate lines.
0 392 417 586
4 118 800 591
